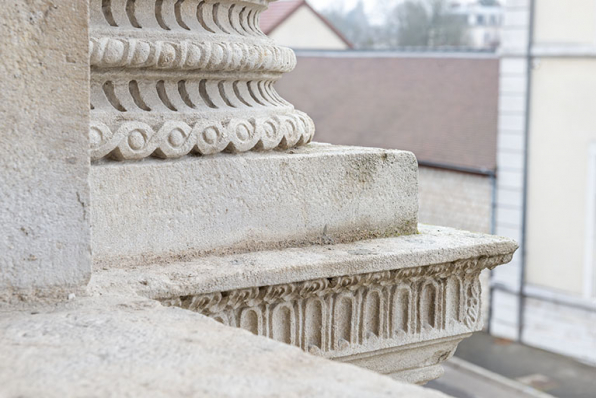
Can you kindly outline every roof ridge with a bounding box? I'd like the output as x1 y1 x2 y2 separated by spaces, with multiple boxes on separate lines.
260 0 353 48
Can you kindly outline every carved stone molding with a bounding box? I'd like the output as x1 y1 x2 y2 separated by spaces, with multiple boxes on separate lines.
89 0 314 161
160 254 512 362
90 37 296 72
88 225 518 384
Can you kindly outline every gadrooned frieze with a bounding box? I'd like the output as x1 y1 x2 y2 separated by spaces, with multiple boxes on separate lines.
90 37 297 72
160 254 512 359
90 0 314 161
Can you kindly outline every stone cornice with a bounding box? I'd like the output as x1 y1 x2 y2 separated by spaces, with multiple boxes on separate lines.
159 254 512 314
90 226 517 382
158 253 512 359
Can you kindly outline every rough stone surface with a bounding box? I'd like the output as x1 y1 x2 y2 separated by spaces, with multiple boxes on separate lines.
0 1 511 396
0 295 450 398
91 143 419 266
0 1 91 300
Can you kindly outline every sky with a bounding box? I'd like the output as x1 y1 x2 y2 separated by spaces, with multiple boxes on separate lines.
308 0 388 24
309 0 381 16
307 0 485 24
309 0 481 11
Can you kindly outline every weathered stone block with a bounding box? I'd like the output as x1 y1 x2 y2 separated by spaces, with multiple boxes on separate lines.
91 144 419 265
0 0 518 393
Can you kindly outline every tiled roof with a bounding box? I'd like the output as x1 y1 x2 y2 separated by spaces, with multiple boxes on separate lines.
260 0 305 34
276 53 499 172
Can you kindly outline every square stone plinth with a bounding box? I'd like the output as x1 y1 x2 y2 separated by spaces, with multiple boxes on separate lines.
91 144 418 267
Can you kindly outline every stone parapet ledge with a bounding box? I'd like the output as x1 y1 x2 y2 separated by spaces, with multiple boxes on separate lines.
91 225 517 384
0 295 450 398
89 0 314 160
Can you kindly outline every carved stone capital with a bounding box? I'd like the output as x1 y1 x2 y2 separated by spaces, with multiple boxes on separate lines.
89 0 314 161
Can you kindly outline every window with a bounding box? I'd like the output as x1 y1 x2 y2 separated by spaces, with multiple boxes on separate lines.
476 14 485 25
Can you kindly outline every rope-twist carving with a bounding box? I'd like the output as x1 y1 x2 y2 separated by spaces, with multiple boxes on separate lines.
90 111 315 160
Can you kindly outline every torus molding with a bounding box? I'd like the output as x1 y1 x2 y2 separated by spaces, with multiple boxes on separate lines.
89 37 297 72
89 0 314 161
160 254 513 358
90 111 314 159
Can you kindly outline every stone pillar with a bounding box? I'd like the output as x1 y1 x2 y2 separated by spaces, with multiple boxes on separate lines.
89 0 313 160
0 1 91 301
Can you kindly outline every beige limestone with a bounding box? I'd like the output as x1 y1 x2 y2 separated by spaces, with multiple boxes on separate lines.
91 225 516 298
90 143 419 265
0 1 91 300
90 0 314 160
0 295 450 398
0 1 517 394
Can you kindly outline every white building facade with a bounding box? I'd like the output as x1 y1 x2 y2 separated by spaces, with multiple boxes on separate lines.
451 2 504 49
492 0 596 365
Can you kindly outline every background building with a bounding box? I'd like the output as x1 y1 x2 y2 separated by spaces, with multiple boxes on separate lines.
260 0 352 50
492 0 596 365
275 51 498 236
450 1 503 49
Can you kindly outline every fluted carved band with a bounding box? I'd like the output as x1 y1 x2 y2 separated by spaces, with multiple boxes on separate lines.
160 254 513 355
91 0 270 34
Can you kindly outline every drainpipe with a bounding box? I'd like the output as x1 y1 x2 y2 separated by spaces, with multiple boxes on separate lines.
487 172 497 334
518 0 537 343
